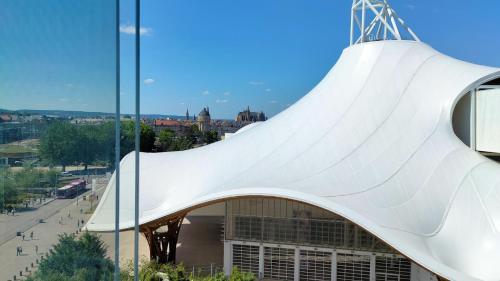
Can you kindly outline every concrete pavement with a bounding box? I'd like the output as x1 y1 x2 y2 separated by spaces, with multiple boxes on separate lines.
0 177 107 281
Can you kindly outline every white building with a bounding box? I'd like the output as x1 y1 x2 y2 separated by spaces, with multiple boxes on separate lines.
87 1 500 280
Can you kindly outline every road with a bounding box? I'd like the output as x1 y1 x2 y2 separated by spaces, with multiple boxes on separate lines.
0 176 108 281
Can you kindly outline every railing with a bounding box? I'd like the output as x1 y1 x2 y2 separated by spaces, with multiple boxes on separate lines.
187 263 224 278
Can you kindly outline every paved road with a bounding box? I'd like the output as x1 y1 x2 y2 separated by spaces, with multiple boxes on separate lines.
0 177 108 281
0 198 74 246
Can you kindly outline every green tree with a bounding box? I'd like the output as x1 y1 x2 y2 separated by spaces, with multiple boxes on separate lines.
39 121 116 169
158 129 176 152
121 121 156 158
202 130 219 144
44 169 59 187
39 122 80 171
0 167 17 209
27 232 113 281
93 122 115 165
78 125 100 170
172 137 194 151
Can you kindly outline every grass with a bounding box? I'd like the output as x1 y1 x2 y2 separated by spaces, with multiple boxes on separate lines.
0 139 39 157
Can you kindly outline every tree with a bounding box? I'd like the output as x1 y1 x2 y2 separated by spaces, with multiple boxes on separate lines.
158 129 176 152
78 125 100 170
0 167 17 210
44 169 58 186
39 122 80 171
27 232 113 281
202 130 219 144
121 121 156 158
39 121 118 169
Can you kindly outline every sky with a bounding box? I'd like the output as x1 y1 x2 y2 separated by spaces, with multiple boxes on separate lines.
1 0 500 119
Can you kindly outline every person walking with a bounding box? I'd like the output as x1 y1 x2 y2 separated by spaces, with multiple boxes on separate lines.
22 233 25 241
30 231 34 240
16 246 20 256
35 245 38 255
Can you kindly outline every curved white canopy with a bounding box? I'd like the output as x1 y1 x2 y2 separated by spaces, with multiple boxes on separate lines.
87 41 500 281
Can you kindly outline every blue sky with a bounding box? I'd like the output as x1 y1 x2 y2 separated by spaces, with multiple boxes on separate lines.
0 0 116 113
2 0 500 119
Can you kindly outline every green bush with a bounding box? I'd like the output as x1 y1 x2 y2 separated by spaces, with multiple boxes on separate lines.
27 232 113 281
120 261 255 281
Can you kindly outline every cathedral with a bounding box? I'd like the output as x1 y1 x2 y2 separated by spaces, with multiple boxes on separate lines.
235 106 266 123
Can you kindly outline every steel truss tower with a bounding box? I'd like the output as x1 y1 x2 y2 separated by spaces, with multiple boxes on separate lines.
350 0 420 45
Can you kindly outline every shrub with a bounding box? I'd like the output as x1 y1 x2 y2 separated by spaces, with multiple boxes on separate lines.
27 232 113 281
120 260 255 281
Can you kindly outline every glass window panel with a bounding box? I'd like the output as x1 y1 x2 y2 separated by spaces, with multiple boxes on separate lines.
0 0 118 280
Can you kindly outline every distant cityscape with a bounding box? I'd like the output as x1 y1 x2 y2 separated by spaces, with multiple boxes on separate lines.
0 106 267 166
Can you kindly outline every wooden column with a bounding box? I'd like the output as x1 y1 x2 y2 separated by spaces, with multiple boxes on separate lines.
142 215 185 264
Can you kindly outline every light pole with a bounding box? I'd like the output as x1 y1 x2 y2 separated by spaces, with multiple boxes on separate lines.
54 172 58 199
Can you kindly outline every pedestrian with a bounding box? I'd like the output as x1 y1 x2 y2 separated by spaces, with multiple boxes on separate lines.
20 246 23 255
80 208 83 214
30 231 34 240
35 245 38 255
16 246 19 256
22 233 25 241
68 211 71 218
77 220 80 228
81 219 84 225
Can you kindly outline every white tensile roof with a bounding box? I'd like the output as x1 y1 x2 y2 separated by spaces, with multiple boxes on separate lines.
87 41 500 281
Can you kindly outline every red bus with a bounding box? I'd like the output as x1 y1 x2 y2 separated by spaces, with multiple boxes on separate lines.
56 179 86 199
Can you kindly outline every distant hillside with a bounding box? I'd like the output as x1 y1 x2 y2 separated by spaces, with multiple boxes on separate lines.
0 108 184 120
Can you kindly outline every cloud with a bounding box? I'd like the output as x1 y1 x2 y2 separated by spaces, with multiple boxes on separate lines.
120 24 153 36
223 91 231 96
268 100 277 104
202 90 210 96
249 81 264 86
216 99 228 104
265 88 272 92
144 78 155 84
406 4 416 10
66 83 74 89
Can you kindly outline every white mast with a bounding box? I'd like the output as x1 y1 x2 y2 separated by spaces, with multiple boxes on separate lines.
350 0 420 45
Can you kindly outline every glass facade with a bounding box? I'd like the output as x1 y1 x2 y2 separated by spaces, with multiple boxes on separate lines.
224 198 418 281
0 1 120 280
226 198 394 253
